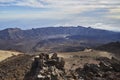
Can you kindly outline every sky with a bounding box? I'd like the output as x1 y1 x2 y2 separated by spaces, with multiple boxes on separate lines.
0 0 120 31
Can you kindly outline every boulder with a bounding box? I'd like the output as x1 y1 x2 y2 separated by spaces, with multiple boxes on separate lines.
99 61 113 71
51 53 58 59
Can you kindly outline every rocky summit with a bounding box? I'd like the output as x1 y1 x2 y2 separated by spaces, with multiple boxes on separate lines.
24 53 65 80
24 53 120 80
0 52 120 80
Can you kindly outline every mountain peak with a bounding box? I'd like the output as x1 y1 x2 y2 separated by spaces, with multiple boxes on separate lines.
0 28 22 40
3 28 21 32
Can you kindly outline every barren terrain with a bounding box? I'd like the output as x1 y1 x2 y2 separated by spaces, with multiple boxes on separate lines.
0 50 22 62
0 49 119 80
51 49 113 70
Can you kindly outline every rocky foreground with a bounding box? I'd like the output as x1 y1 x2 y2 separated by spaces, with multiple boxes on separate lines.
0 52 120 80
0 54 33 80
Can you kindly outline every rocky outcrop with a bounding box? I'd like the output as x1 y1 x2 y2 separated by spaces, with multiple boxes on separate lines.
0 52 120 80
23 53 120 80
76 57 120 80
24 53 65 80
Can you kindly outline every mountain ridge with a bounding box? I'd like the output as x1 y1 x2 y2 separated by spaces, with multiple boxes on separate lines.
0 26 119 40
0 26 120 53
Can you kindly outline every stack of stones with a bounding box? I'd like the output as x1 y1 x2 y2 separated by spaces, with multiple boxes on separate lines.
24 53 65 80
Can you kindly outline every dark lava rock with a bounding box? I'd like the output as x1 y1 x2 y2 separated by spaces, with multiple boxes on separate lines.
0 53 120 80
24 53 65 80
76 57 120 80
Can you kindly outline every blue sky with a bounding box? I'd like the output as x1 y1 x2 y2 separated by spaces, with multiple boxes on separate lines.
0 0 120 31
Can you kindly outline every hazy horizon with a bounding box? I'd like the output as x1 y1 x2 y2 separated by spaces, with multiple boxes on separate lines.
0 0 120 31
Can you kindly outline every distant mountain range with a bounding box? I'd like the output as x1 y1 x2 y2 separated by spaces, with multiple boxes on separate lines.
0 26 120 53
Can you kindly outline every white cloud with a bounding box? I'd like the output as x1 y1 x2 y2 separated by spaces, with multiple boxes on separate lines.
0 0 120 31
0 0 120 17
106 7 120 19
91 23 120 31
0 0 44 8
0 0 120 11
0 0 15 3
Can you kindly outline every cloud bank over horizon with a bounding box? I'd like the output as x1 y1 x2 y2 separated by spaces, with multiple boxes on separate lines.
0 0 120 31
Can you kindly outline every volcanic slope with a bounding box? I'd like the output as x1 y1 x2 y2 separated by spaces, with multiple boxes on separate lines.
0 49 115 80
